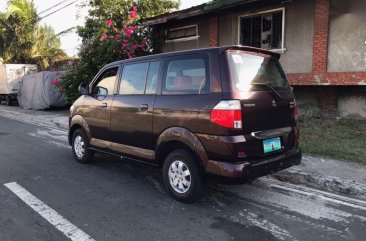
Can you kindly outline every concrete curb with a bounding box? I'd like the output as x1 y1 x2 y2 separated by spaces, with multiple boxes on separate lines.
271 169 366 201
0 108 68 130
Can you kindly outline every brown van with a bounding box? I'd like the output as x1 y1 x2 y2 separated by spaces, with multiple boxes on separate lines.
69 45 301 203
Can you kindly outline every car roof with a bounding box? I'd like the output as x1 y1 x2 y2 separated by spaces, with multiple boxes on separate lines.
104 45 280 68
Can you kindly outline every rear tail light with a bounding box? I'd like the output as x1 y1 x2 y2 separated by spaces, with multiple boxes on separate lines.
211 100 242 129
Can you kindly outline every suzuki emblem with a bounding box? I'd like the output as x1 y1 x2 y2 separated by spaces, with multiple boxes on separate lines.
272 100 277 107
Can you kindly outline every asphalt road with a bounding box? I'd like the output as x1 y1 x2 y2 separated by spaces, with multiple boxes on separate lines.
0 116 365 241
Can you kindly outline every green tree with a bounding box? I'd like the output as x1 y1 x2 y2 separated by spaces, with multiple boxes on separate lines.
0 0 67 69
31 24 68 69
61 0 179 103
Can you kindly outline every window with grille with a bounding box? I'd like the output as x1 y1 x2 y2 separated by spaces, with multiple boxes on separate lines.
239 10 284 50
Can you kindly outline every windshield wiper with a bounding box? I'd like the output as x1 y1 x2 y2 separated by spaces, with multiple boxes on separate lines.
251 82 282 101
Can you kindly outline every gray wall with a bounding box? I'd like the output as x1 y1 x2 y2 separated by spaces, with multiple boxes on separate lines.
280 0 314 73
328 0 366 72
160 19 210 53
338 94 366 119
218 0 315 73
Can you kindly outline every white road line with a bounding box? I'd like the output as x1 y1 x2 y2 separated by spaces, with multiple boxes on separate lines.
4 182 95 241
240 210 298 241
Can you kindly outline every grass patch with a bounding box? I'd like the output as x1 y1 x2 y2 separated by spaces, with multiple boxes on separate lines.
298 117 366 164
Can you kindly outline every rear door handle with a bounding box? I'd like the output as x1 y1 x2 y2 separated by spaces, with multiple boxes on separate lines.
101 102 108 109
140 104 148 112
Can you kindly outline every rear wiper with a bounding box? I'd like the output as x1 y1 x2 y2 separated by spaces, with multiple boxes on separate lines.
251 82 282 101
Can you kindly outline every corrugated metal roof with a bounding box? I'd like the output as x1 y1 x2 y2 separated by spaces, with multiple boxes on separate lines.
143 0 264 26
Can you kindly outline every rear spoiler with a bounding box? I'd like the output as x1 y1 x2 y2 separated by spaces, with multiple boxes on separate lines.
219 45 281 60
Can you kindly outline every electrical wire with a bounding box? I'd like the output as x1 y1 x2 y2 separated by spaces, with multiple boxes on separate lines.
37 0 74 16
37 0 79 21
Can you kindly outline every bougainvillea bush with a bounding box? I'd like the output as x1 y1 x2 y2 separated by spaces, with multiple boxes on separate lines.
98 5 153 59
61 0 179 103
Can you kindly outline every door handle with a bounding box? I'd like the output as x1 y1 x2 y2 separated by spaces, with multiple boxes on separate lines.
101 102 108 109
140 104 148 112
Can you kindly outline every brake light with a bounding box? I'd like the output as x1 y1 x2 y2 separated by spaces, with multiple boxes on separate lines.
211 100 242 129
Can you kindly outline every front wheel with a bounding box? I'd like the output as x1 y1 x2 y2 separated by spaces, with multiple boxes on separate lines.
163 149 204 203
72 129 94 163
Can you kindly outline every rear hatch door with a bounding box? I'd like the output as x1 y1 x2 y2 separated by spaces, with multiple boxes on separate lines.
224 50 296 155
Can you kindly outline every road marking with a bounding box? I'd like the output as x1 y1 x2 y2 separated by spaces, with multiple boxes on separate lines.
262 179 366 211
240 210 298 241
4 182 95 241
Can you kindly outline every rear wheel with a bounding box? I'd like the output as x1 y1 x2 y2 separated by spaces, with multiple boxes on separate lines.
163 149 203 203
5 95 11 106
72 129 93 163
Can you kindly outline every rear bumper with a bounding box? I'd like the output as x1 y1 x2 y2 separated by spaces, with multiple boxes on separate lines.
204 149 302 180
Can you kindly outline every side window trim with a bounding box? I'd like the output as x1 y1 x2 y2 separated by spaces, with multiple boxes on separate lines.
90 65 120 96
144 60 161 95
161 54 210 95
118 61 149 95
117 59 162 96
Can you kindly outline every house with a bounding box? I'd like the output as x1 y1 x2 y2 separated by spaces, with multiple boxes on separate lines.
145 0 366 119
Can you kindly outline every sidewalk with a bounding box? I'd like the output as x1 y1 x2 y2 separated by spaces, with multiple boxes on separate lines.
0 104 68 129
1 104 365 200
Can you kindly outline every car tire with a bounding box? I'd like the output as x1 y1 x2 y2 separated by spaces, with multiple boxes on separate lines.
72 129 94 164
163 149 203 203
5 95 11 106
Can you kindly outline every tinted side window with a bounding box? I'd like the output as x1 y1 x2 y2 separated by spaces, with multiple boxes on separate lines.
93 67 118 96
119 62 149 95
145 61 160 94
163 57 209 95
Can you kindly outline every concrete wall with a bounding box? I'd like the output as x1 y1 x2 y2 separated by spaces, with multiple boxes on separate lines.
294 86 366 119
218 0 315 73
280 0 314 73
293 87 321 117
328 0 366 72
160 18 210 53
338 87 366 119
338 95 366 119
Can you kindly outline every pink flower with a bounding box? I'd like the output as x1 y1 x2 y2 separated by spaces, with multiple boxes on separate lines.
106 20 113 27
122 43 128 48
125 29 134 38
115 34 121 40
130 26 138 31
51 79 59 86
123 24 128 29
133 6 137 12
100 33 107 41
130 10 137 19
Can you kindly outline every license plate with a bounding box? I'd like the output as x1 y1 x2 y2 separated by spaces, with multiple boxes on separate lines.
263 137 282 153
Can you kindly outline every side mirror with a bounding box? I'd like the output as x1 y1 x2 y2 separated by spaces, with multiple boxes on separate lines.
93 86 108 100
78 82 89 95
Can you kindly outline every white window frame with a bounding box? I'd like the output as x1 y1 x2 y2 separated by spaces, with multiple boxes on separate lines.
237 8 286 53
165 24 199 43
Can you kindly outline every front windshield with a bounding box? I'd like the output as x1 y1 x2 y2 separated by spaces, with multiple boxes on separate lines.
227 51 290 92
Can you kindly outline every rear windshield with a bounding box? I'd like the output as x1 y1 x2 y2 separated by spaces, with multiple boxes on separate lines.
227 51 290 91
